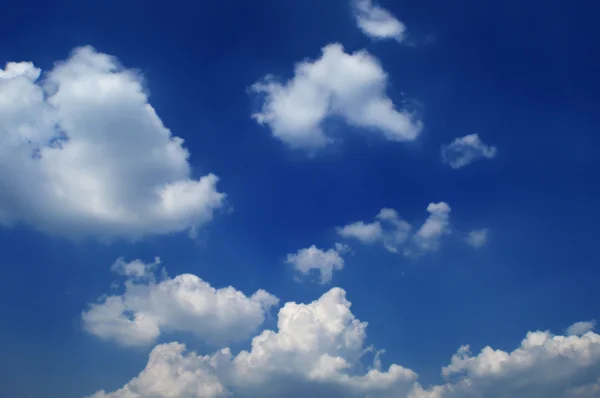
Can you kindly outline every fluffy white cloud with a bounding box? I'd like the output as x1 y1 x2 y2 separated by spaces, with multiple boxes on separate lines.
338 203 450 255
427 325 600 398
441 134 497 169
567 320 596 336
352 0 406 42
466 228 489 249
82 258 278 347
0 46 225 240
286 243 350 284
88 342 229 398
88 294 600 398
250 43 422 151
89 288 419 398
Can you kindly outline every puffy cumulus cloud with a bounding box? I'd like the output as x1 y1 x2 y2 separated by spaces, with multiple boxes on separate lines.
466 228 489 249
88 288 419 398
88 342 230 398
441 134 497 169
286 243 350 284
88 296 600 398
567 320 596 336
0 46 225 241
82 257 278 347
338 203 450 256
425 323 600 398
352 0 406 42
250 43 422 151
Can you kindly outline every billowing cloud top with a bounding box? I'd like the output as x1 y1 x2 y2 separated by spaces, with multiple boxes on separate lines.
250 43 422 151
352 0 407 42
88 288 419 398
87 287 600 398
83 258 279 346
0 47 225 240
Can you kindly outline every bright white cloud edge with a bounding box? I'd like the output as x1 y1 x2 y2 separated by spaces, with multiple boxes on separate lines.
0 46 225 240
441 134 497 169
250 43 422 151
83 258 279 347
352 0 407 42
88 286 600 398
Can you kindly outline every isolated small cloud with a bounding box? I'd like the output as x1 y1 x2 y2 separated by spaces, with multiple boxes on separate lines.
286 243 350 284
352 0 407 42
82 257 278 347
441 134 497 169
567 320 596 336
0 46 225 241
338 203 450 256
250 43 422 151
412 202 451 252
466 228 489 249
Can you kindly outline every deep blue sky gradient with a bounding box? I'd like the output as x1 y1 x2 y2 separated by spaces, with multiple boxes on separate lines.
1 0 599 397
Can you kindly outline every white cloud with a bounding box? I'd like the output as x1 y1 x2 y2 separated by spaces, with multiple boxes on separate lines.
466 228 489 249
338 203 450 255
88 288 418 398
82 258 278 347
250 43 422 151
352 0 407 42
567 320 596 336
441 134 497 169
88 293 600 398
411 203 451 253
286 243 350 284
0 46 225 241
428 322 600 398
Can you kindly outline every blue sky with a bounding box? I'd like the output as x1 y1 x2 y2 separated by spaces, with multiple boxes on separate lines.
1 0 599 397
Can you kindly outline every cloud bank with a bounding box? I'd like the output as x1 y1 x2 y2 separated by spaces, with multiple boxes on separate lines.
88 288 600 398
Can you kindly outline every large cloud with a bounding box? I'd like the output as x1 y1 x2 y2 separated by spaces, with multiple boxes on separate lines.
286 243 350 284
338 203 450 256
352 0 407 42
0 46 225 240
82 258 279 347
88 289 600 398
250 43 422 151
88 288 419 398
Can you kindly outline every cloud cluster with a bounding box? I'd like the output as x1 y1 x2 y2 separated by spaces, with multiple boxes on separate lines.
88 288 600 398
250 43 422 151
441 134 497 169
82 258 279 347
286 243 350 284
352 0 407 42
0 47 225 241
88 288 419 398
337 203 451 256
